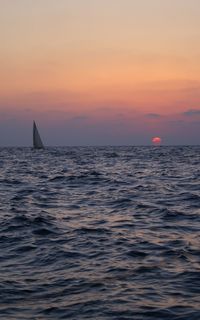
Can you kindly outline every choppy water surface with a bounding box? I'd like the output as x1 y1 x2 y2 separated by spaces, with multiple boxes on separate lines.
0 146 200 320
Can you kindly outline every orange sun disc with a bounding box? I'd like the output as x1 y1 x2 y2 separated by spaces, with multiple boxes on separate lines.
152 137 162 145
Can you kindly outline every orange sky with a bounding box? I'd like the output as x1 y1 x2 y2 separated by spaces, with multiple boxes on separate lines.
0 0 200 145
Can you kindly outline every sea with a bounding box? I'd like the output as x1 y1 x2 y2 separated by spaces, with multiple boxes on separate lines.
0 146 199 320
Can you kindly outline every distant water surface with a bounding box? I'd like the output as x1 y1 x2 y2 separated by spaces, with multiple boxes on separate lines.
0 146 200 320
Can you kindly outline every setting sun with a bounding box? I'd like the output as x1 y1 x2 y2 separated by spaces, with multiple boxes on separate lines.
152 137 162 145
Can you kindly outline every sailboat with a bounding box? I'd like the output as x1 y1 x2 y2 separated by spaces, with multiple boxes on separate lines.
33 121 45 149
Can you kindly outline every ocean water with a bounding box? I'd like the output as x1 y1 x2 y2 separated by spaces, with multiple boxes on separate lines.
0 146 200 320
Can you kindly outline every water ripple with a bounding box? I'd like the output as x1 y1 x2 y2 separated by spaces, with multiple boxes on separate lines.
0 146 199 319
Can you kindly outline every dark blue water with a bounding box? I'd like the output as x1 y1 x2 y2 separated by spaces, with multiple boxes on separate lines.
0 146 200 320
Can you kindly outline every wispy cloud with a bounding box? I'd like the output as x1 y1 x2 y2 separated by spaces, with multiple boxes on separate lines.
145 113 162 118
71 115 89 121
182 109 200 116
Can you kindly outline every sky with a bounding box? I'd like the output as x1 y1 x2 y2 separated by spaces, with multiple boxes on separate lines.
0 0 200 146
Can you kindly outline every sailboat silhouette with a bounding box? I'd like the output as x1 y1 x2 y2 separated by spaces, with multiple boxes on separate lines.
33 121 44 149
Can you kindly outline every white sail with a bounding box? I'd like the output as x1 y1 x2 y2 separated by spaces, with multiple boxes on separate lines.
33 121 44 149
